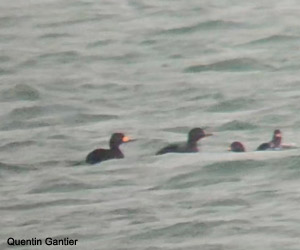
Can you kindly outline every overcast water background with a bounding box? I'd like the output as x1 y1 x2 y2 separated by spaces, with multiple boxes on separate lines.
1 0 300 249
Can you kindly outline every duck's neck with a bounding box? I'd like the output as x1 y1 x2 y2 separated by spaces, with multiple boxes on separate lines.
187 140 198 152
110 144 124 158
271 136 281 148
110 142 120 150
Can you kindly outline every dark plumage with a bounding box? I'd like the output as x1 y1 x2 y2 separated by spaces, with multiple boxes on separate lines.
256 129 282 151
156 127 213 155
256 143 270 151
86 133 133 164
229 141 246 152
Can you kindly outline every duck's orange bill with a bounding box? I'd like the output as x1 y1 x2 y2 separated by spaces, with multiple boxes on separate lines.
122 136 130 142
228 147 232 151
275 133 282 138
205 133 213 137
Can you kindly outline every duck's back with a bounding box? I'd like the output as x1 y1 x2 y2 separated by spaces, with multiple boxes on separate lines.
256 142 271 151
156 144 180 155
156 143 197 155
86 148 124 164
86 149 108 164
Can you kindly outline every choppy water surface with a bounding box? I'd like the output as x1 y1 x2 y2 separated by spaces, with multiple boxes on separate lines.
1 1 300 249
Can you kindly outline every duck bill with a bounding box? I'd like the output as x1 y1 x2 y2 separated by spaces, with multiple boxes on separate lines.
122 136 136 143
204 133 213 137
227 147 232 151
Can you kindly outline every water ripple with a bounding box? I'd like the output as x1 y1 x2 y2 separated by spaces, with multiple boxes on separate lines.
0 84 40 102
159 20 244 35
184 58 274 73
218 120 258 131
